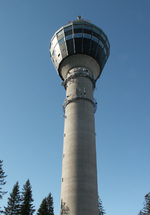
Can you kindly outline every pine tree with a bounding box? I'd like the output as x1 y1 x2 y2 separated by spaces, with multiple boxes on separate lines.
138 192 150 215
0 160 7 213
46 193 54 215
4 181 21 214
20 179 35 215
142 192 150 215
37 193 54 215
138 211 143 215
98 196 106 215
37 198 49 215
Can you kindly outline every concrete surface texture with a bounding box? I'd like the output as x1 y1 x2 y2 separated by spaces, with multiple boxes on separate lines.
60 63 99 215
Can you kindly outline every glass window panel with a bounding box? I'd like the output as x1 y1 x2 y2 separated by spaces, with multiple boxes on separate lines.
93 27 100 34
64 25 72 32
92 36 98 43
73 24 83 29
66 34 73 40
74 33 82 38
83 34 91 39
58 37 65 45
84 25 92 30
101 33 106 41
57 30 63 37
106 41 109 48
99 40 104 48
104 47 107 54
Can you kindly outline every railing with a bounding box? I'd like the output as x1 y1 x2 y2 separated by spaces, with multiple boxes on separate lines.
63 96 97 113
62 67 96 89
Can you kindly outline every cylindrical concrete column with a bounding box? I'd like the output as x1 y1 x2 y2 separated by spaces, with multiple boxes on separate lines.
60 67 98 215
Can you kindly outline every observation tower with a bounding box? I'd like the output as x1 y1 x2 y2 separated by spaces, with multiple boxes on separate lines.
49 16 110 215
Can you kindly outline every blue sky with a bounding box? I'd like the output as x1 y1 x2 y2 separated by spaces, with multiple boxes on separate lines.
0 1 150 214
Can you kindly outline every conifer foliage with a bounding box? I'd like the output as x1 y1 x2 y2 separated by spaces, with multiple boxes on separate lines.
140 192 150 215
37 193 54 215
20 179 35 215
98 196 106 215
138 192 150 215
0 160 7 212
0 160 7 200
143 193 150 214
4 181 21 214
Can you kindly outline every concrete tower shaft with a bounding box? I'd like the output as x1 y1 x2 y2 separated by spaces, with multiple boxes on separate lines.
50 18 110 215
61 65 98 215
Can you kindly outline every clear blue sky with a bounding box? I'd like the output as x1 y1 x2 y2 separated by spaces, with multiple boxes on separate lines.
0 1 150 215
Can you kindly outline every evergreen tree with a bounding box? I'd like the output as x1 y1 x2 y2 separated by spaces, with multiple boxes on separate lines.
46 193 54 215
37 198 49 215
138 211 143 215
98 196 106 215
4 181 21 214
0 160 7 213
20 179 35 215
138 192 150 215
37 193 54 215
142 192 150 215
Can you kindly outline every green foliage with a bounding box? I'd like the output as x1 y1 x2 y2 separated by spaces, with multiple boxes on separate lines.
138 192 150 215
142 192 150 215
138 211 143 215
37 193 54 215
0 160 7 200
4 181 21 215
46 193 54 215
20 179 35 215
98 196 106 215
0 160 7 213
37 198 49 215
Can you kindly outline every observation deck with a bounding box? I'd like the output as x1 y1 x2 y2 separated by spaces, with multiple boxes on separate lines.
50 19 110 81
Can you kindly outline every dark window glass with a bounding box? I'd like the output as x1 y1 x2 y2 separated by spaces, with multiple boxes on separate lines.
83 34 91 39
93 27 100 34
83 38 91 54
74 38 82 53
99 40 104 48
64 26 72 36
66 34 73 40
64 26 72 32
74 33 82 38
66 39 74 55
83 25 92 34
65 30 72 36
101 33 106 41
93 28 100 38
84 25 92 30
92 36 98 43
106 41 109 49
96 45 103 61
73 24 83 33
90 40 98 58
73 24 82 29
